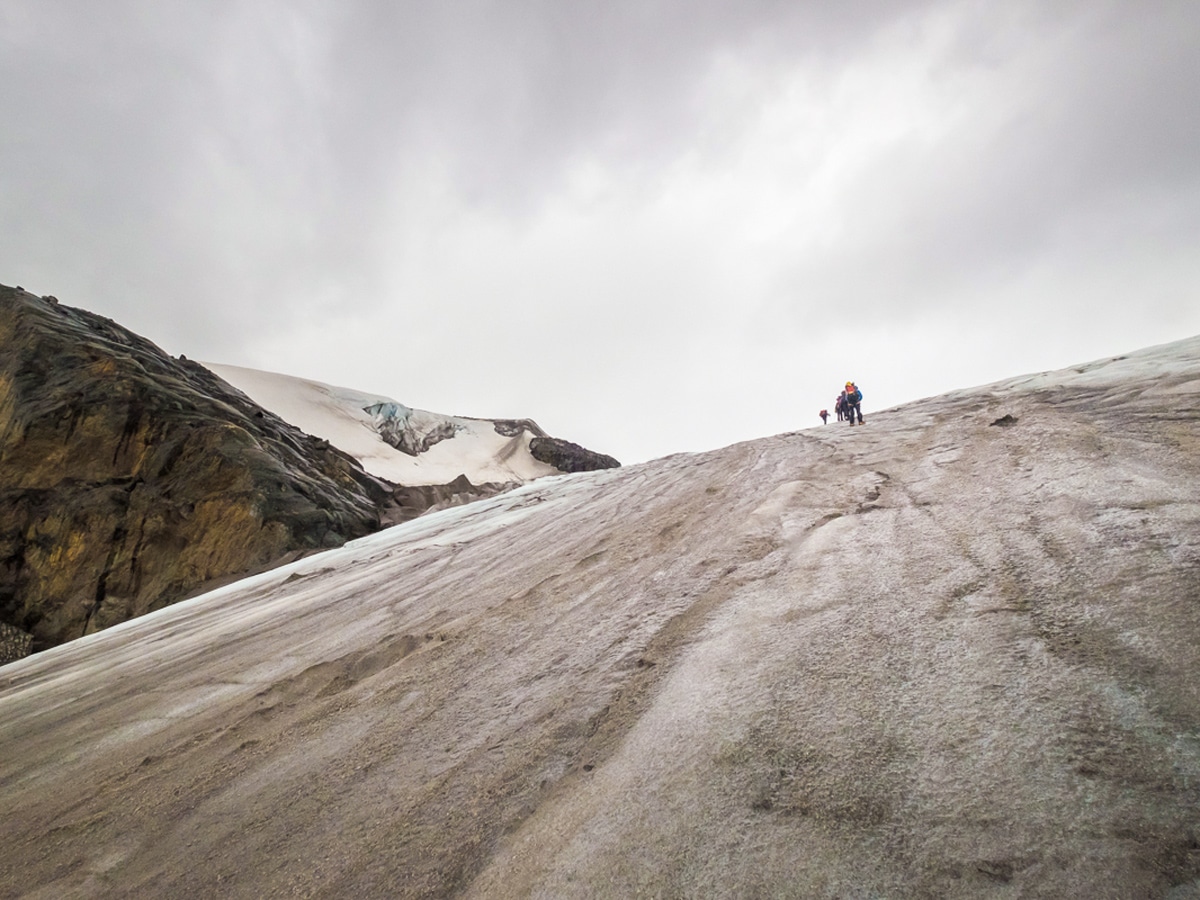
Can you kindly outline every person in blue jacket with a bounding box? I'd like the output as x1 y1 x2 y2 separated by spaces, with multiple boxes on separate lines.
844 382 864 425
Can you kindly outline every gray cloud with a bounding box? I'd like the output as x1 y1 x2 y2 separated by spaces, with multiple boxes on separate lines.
2 0 1198 463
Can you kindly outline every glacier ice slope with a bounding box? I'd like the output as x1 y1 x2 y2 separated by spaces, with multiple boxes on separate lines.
2 336 1200 898
202 362 560 485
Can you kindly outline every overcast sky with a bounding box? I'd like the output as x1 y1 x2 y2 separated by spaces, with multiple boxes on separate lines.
3 1 1198 464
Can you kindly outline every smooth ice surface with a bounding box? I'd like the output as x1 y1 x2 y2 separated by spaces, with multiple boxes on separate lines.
2 335 1199 898
204 362 559 485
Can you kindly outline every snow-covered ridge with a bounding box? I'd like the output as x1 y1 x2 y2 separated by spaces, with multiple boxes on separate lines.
951 333 1200 397
203 363 559 486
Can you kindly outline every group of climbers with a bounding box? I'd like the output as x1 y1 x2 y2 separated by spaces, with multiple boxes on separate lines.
819 382 864 426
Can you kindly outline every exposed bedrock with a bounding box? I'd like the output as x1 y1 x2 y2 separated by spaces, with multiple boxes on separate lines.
529 435 621 473
0 285 391 653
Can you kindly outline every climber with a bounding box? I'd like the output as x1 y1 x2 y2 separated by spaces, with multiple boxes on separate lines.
844 382 864 425
819 409 829 424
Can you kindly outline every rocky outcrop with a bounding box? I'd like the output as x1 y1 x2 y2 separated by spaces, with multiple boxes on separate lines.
529 435 621 473
0 285 392 654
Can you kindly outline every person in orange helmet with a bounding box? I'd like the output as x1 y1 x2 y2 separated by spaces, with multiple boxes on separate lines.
844 382 863 425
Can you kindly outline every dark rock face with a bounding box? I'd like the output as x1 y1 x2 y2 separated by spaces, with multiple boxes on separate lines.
0 285 391 653
529 436 620 473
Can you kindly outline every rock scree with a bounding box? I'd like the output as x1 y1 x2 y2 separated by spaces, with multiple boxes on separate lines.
0 622 32 666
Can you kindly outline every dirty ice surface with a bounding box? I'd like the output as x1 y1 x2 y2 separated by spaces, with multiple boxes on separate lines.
3 335 1200 898
204 362 558 485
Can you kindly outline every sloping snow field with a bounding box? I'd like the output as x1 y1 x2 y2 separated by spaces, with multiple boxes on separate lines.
203 362 559 486
2 337 1200 897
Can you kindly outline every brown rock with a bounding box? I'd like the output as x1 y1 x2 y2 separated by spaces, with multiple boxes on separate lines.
0 284 391 652
529 435 620 473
